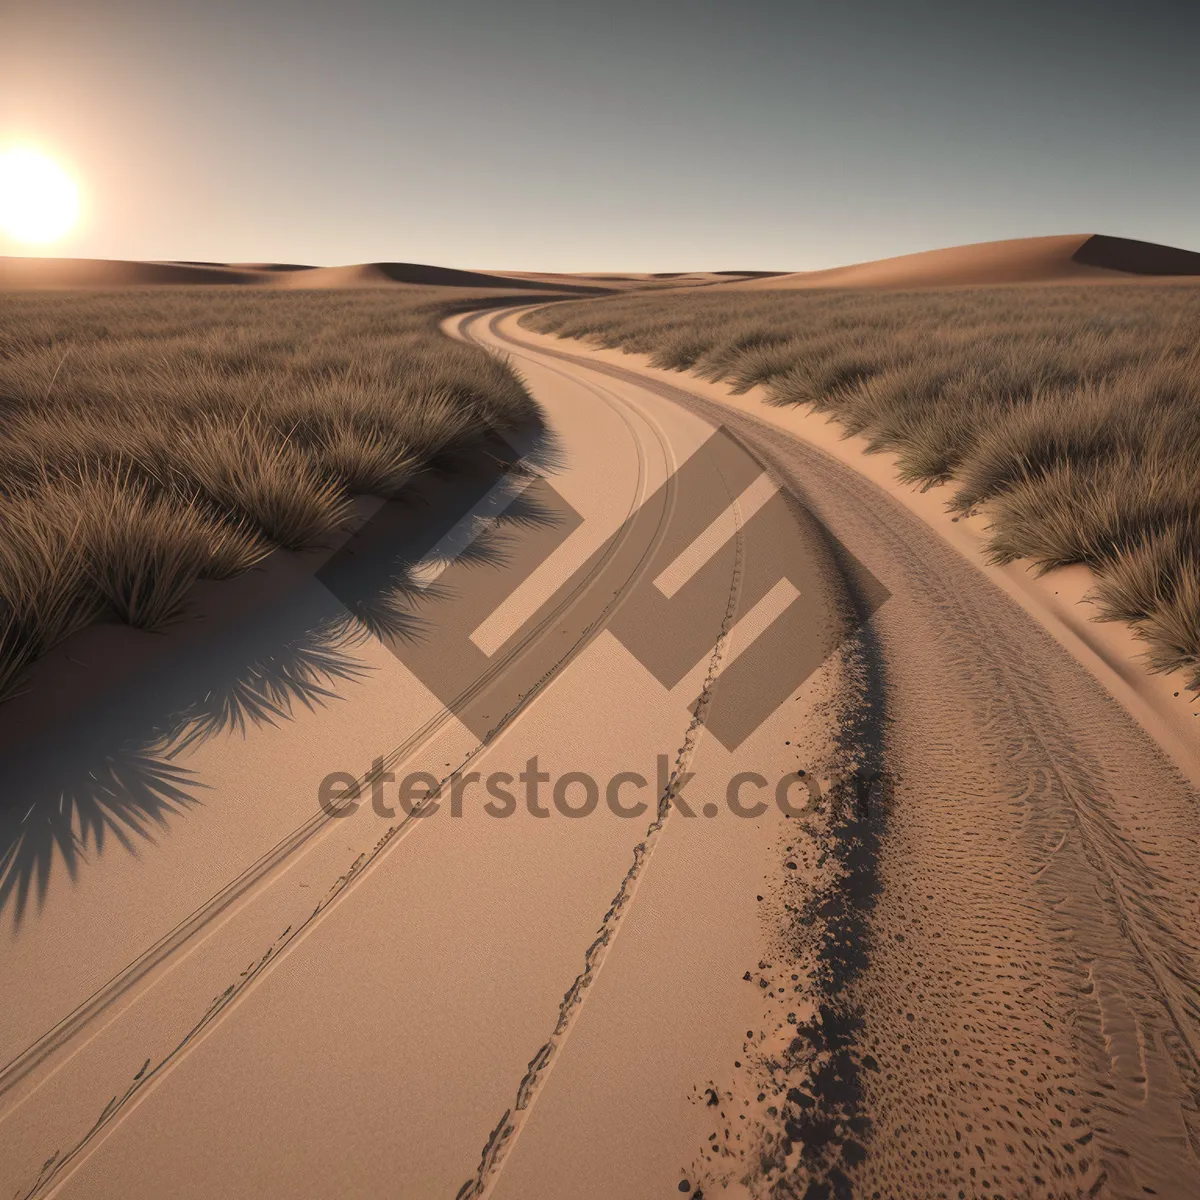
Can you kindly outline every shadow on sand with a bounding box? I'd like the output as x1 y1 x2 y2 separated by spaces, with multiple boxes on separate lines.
0 426 564 927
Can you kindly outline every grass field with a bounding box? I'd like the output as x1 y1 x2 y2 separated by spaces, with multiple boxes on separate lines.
0 287 542 700
523 285 1200 689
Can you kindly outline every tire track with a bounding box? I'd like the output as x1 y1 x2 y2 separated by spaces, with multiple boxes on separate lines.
7 308 684 1200
455 457 747 1200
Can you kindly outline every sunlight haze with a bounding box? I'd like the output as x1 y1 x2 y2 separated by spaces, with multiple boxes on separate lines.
0 147 80 246
2 0 1197 268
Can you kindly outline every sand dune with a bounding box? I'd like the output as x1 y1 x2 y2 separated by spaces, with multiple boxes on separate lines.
718 233 1200 290
0 258 784 292
6 237 1198 292
489 270 664 290
272 261 610 292
227 262 315 272
0 258 610 292
0 258 273 288
498 271 784 290
1072 233 1200 275
648 270 784 280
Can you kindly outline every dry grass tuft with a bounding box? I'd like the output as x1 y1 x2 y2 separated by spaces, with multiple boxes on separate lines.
183 418 353 550
523 284 1200 688
0 287 544 698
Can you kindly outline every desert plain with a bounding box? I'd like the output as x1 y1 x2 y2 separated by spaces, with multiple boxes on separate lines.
2 233 1200 1200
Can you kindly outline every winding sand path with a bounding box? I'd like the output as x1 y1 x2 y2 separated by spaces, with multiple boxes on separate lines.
2 300 1198 1200
1 304 838 1199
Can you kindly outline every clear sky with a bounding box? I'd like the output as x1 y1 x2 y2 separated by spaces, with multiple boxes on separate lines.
3 0 1197 271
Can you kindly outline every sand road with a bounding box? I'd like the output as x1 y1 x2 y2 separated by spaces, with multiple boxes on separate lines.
2 307 846 1199
2 302 1199 1200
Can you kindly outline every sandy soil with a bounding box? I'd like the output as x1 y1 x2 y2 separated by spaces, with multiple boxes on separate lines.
1 315 836 1198
4 276 1200 1200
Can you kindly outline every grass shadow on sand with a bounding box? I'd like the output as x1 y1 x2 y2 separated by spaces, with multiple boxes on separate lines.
0 429 565 928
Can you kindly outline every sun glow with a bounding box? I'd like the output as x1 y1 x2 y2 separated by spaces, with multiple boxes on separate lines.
0 147 81 245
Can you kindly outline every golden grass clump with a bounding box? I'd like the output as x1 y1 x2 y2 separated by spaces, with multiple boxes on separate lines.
523 284 1200 688
0 287 543 698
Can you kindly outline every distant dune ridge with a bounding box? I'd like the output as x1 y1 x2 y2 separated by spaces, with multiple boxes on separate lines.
0 257 614 292
2 235 1199 291
716 234 1200 290
268 262 612 292
0 259 763 292
0 258 272 287
227 262 315 272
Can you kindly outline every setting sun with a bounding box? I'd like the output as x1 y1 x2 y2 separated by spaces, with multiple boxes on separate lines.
0 147 80 245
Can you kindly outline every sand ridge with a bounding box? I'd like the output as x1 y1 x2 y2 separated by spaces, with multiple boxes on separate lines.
0 258 273 287
712 232 1200 290
0 258 615 292
0 258 781 292
7 236 1200 292
268 262 613 292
